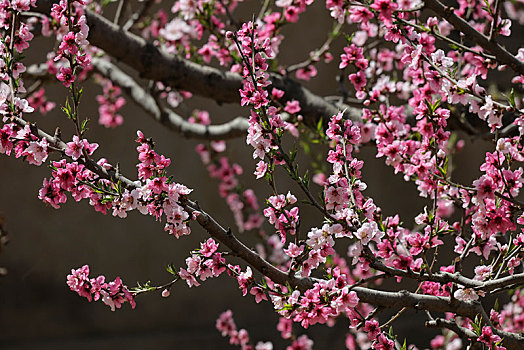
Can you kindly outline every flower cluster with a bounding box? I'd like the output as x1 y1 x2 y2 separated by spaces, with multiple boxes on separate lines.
264 192 299 243
96 80 125 128
27 88 56 115
216 310 258 350
193 110 263 233
37 131 192 238
275 278 359 329
39 158 95 209
66 265 135 311
178 238 226 287
50 0 91 87
216 309 315 350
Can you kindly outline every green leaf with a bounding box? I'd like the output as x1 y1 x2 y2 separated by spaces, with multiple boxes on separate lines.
432 98 442 111
437 165 447 177
471 315 482 335
509 88 516 109
76 87 84 103
166 264 178 276
388 326 395 338
101 0 117 7
290 143 297 163
61 99 73 119
81 118 89 133
300 140 311 154
343 32 356 45
302 170 309 187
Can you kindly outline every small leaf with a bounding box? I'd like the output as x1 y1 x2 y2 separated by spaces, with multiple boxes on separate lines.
166 264 178 276
81 118 89 133
509 88 516 109
76 87 84 102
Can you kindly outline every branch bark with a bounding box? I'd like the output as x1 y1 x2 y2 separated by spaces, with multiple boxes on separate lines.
369 256 524 293
425 0 524 75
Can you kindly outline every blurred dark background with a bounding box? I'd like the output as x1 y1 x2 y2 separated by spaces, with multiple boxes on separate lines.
0 1 513 349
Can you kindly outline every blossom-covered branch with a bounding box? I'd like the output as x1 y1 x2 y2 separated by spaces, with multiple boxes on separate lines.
425 0 524 75
33 0 362 127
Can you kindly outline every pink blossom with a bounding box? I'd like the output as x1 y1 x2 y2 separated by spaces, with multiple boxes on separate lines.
250 286 268 303
284 243 304 258
277 317 292 339
179 268 200 287
474 265 492 281
295 65 317 81
65 135 83 160
370 0 398 27
354 221 382 245
287 334 313 350
363 319 380 340
284 6 300 23
24 138 48 166
348 70 367 91
56 67 75 88
254 160 267 179
284 100 301 114
200 238 219 257
454 288 479 302
478 326 502 346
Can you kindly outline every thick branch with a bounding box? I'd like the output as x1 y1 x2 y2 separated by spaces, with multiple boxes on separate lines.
92 58 249 140
425 0 524 75
369 255 524 293
34 0 360 126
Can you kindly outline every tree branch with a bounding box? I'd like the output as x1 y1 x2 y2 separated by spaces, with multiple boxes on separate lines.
424 0 524 75
426 318 477 340
91 58 250 140
368 253 524 293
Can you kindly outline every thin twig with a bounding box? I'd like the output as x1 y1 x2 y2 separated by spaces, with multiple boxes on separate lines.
113 0 125 25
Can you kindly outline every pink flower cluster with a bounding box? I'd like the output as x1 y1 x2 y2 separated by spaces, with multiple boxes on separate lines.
178 238 226 287
192 110 263 233
278 279 359 329
275 0 314 23
264 192 299 243
96 80 125 128
2 0 524 348
216 309 255 350
51 0 91 87
67 265 135 311
39 158 95 209
0 122 66 169
216 309 315 350
36 130 192 238
27 88 56 115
